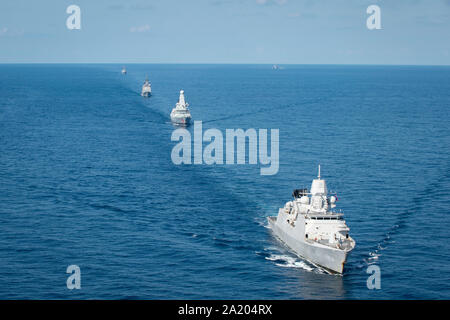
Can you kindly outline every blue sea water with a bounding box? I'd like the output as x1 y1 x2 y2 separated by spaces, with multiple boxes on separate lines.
0 64 449 299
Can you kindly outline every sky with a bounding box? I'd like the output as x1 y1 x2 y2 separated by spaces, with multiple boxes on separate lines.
0 0 449 64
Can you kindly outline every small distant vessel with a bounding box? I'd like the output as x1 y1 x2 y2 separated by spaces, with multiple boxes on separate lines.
272 64 280 70
121 66 127 74
141 76 152 97
268 165 355 274
170 90 192 126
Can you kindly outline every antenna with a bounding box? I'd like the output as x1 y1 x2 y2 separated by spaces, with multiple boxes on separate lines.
318 164 321 179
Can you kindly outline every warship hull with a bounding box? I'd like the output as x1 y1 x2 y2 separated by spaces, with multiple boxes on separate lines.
268 216 348 274
170 115 191 126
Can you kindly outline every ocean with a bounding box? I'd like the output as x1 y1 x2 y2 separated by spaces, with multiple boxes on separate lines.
0 64 449 299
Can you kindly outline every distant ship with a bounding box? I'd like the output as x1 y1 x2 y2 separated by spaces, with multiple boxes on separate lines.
268 165 355 274
272 64 280 70
170 90 192 126
121 67 127 75
141 76 152 97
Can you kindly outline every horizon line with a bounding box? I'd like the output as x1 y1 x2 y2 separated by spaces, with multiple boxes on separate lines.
0 62 449 67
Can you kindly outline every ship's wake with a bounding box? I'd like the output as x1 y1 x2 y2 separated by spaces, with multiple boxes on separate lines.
362 226 397 266
360 163 449 269
202 98 324 124
258 243 328 275
265 254 315 272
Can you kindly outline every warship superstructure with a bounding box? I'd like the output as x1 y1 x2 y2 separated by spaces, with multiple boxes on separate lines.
268 166 355 274
170 90 192 126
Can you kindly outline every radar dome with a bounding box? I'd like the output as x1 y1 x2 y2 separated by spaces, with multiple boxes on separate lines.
300 196 309 204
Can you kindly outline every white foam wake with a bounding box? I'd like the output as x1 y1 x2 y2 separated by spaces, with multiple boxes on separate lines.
265 254 315 272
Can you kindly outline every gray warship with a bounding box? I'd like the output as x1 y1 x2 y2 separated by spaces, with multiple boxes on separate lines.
268 165 355 274
141 76 152 97
170 90 192 126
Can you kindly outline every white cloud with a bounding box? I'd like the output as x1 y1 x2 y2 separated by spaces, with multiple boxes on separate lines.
129 24 151 33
